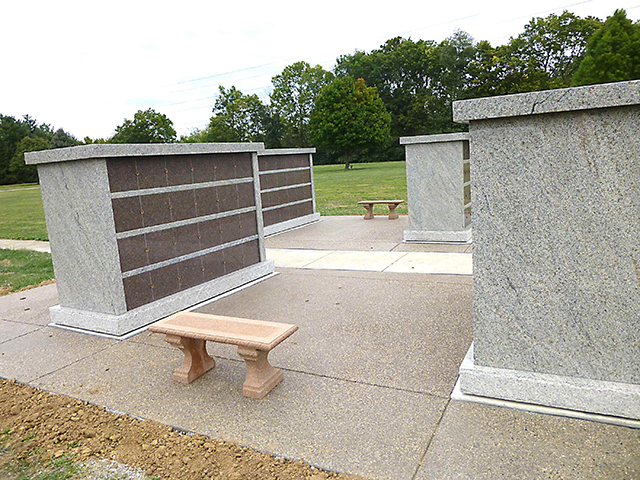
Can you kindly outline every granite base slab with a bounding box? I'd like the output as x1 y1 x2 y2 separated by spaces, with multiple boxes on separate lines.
458 344 640 421
403 226 472 243
49 261 275 337
263 213 321 237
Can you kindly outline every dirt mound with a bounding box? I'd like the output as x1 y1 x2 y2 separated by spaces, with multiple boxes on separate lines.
0 379 363 480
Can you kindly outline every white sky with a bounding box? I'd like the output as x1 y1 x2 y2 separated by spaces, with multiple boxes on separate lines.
3 0 639 140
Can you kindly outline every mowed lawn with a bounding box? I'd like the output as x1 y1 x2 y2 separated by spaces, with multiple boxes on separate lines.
0 185 49 241
313 161 407 216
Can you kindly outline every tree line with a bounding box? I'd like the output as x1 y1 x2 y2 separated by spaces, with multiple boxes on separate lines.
2 9 639 183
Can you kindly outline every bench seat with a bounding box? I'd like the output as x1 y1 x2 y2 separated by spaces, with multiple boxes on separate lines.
357 200 404 220
148 312 298 399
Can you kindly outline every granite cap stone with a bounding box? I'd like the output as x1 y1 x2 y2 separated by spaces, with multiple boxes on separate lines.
399 132 468 145
453 79 640 122
260 148 316 155
25 143 266 165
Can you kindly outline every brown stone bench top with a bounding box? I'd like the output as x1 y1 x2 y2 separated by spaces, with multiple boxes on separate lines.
357 200 404 205
148 312 298 351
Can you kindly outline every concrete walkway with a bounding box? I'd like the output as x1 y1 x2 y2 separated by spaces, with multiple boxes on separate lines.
1 217 639 479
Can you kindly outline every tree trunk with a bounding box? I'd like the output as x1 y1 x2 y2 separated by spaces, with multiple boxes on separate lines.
344 151 350 170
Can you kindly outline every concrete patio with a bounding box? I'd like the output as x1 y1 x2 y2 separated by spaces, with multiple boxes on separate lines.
1 216 638 479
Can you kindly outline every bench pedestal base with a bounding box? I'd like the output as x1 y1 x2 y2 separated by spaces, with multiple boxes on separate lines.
237 346 284 399
164 334 284 399
165 335 216 384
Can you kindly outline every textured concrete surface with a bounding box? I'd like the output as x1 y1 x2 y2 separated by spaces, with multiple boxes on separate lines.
267 249 472 275
265 216 409 251
35 341 448 480
416 400 640 480
0 320 40 344
2 215 639 478
0 283 58 326
385 252 472 275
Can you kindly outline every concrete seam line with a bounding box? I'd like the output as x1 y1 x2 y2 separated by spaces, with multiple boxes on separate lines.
0 325 45 346
411 397 451 480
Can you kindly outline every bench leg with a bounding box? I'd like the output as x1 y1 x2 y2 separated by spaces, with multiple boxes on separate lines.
362 204 374 220
388 203 399 220
237 346 284 399
165 335 216 384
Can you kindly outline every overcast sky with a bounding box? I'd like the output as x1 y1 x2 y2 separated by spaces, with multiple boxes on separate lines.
3 0 639 140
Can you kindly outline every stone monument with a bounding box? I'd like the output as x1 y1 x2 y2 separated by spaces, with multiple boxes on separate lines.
26 143 275 337
453 80 640 420
257 148 320 236
400 133 471 242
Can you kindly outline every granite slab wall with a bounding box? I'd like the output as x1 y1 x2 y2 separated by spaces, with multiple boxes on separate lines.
400 133 471 242
453 80 640 420
26 144 274 336
257 148 320 236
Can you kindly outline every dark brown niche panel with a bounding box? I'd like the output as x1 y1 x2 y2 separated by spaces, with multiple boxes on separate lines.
109 151 262 312
106 153 254 194
263 200 313 227
122 238 261 310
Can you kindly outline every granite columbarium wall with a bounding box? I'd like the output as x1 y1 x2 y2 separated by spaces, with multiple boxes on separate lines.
25 144 274 337
452 80 640 420
400 133 471 242
257 148 320 236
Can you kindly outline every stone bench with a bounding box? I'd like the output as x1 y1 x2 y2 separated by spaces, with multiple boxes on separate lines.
357 200 404 220
148 312 298 399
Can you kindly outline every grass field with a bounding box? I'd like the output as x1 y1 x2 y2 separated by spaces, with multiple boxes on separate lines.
313 161 407 216
0 249 54 296
0 187 48 241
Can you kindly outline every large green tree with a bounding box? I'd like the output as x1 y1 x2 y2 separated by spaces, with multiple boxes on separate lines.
201 86 267 143
110 108 176 143
309 77 391 169
466 12 602 97
572 9 640 86
270 61 334 147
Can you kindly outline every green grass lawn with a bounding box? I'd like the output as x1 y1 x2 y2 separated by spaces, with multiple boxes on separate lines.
313 161 407 216
0 187 48 241
0 249 55 296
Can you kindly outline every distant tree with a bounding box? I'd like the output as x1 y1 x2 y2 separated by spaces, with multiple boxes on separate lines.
8 135 50 183
110 109 177 143
572 9 640 85
179 128 208 143
204 86 267 143
51 128 80 148
310 77 391 169
83 136 107 144
270 61 334 147
0 115 30 184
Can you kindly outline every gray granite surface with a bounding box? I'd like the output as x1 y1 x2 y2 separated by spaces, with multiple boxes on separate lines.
26 143 265 164
400 132 468 144
263 213 321 237
456 81 640 420
460 345 640 420
260 148 316 155
38 159 127 315
453 79 640 122
401 133 470 242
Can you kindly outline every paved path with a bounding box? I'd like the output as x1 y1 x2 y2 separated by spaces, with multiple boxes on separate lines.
1 217 639 479
0 239 51 253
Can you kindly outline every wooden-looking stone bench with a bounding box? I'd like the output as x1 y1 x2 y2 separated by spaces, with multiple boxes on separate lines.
357 200 404 220
148 312 298 399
